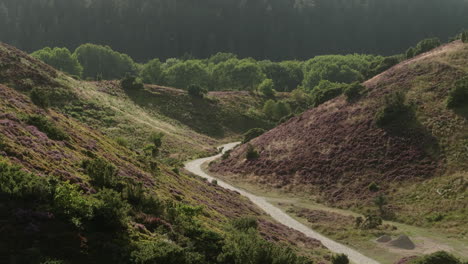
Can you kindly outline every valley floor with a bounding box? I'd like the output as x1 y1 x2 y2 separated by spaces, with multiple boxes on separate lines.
186 143 380 264
197 144 468 264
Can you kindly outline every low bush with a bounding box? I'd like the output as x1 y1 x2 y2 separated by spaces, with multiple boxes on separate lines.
188 84 208 98
231 216 258 232
130 240 186 264
242 128 266 144
93 188 130 231
447 76 468 109
53 181 94 228
375 91 413 127
359 214 383 229
311 80 346 107
82 157 119 189
30 88 50 108
410 251 462 264
245 144 260 160
0 160 51 201
331 253 349 264
221 149 232 160
368 182 380 192
258 79 275 97
26 115 68 141
344 82 365 102
121 74 144 90
414 38 441 56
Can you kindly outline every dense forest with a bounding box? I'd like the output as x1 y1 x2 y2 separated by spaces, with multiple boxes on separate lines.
1 0 468 61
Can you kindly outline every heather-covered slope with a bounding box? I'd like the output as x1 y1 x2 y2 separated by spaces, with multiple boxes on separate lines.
0 43 329 263
210 41 468 230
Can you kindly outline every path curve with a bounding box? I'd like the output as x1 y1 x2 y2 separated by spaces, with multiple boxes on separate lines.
185 142 380 264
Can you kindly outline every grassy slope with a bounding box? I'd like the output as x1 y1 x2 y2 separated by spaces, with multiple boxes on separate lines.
0 43 329 262
210 41 468 233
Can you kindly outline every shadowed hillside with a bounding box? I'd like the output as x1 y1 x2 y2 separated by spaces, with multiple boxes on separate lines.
210 41 468 231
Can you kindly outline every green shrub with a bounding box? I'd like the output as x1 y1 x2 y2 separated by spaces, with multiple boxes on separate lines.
26 115 68 141
258 79 275 97
121 74 144 90
242 128 266 144
130 240 186 264
187 84 208 98
211 179 218 185
221 149 232 160
359 214 383 229
145 132 165 157
414 38 441 56
375 91 413 127
462 31 468 43
30 88 50 108
331 253 349 264
245 144 260 160
231 216 258 232
53 181 94 228
368 182 380 192
31 47 83 77
0 160 51 201
410 251 462 264
406 47 416 59
344 82 365 102
311 80 346 107
93 188 130 230
447 76 468 109
374 194 388 216
82 157 119 189
219 228 310 264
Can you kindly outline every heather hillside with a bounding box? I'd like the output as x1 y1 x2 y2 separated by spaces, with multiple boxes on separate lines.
210 41 468 231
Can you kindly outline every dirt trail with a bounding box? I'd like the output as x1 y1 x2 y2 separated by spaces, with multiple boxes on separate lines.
184 142 380 264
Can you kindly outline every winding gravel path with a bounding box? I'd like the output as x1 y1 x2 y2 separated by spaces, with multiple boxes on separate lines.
185 142 380 264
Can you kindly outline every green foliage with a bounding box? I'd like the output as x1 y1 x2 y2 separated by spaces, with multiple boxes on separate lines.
358 214 383 229
0 160 51 201
164 60 209 90
218 228 310 264
30 88 50 108
414 38 441 56
375 91 413 127
74 43 137 80
82 157 119 189
242 128 266 144
211 179 218 185
26 114 68 141
145 132 165 158
410 251 462 264
232 60 265 92
260 61 304 92
462 31 468 43
263 100 292 120
231 216 258 232
130 240 186 264
222 149 232 160
31 47 83 77
331 253 349 264
374 194 388 216
93 188 130 230
246 144 260 160
121 74 144 90
140 58 164 84
406 47 416 59
302 54 374 90
53 181 94 228
258 79 275 97
310 80 346 107
187 84 208 98
447 76 468 109
344 82 365 102
209 52 238 64
368 182 380 192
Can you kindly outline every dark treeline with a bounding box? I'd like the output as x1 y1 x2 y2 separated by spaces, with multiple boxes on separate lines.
1 0 467 62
